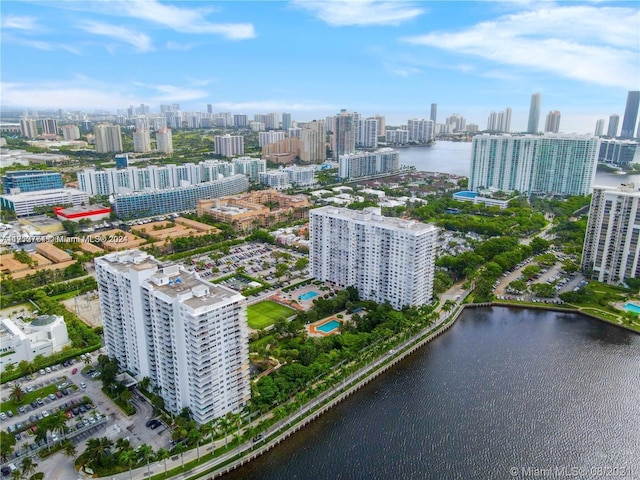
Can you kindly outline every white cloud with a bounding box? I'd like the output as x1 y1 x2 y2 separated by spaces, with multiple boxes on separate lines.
402 5 639 89
78 21 154 53
292 0 424 26
165 41 198 52
1 32 81 54
1 15 40 31
87 0 255 40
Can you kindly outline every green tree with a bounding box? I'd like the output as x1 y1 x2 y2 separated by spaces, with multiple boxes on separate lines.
0 431 16 462
20 456 37 478
119 448 137 480
9 383 25 403
137 444 153 479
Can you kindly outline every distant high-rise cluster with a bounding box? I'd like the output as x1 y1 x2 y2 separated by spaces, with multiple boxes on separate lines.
486 107 512 133
544 110 561 133
310 206 438 310
582 185 640 285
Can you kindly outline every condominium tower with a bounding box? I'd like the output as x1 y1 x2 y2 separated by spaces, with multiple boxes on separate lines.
621 91 640 139
608 114 620 138
95 250 250 424
94 124 123 153
469 134 599 196
310 206 438 310
527 93 542 134
582 185 640 285
544 111 561 133
156 128 173 154
338 148 400 180
215 134 244 157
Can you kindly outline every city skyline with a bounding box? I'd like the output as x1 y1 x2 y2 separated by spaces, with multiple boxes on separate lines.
1 1 638 133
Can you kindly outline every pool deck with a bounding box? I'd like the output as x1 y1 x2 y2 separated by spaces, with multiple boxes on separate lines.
308 317 342 337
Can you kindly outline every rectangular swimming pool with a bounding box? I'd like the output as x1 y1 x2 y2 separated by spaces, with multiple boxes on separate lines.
299 291 319 301
623 303 640 314
317 320 341 333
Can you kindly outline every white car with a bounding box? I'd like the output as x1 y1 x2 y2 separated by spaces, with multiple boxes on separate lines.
80 382 87 389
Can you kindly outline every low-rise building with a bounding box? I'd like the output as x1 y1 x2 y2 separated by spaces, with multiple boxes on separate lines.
0 315 70 371
55 204 111 223
0 188 89 217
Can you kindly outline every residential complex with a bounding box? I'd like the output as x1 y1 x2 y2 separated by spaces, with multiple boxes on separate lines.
156 127 173 154
0 188 89 217
469 134 599 196
598 139 640 166
197 189 310 232
338 148 400 180
2 170 63 193
486 108 512 133
582 185 640 285
95 250 250 424
113 174 249 218
133 129 152 153
19 117 38 139
310 206 438 310
544 111 561 133
407 118 435 143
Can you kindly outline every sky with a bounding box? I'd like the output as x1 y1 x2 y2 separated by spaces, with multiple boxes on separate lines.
1 0 639 133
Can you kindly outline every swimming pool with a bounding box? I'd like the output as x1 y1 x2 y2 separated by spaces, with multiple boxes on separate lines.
623 303 640 314
299 291 319 301
316 320 341 333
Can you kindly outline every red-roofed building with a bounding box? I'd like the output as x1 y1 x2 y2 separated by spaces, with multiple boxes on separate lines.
55 204 111 223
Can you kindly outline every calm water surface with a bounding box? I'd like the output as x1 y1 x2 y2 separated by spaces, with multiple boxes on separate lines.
223 308 640 480
399 141 640 188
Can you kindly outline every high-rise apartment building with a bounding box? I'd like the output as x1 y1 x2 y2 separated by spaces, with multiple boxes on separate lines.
608 114 620 137
282 113 292 131
265 113 280 130
338 148 399 180
95 250 250 424
445 114 466 132
407 118 435 143
133 129 151 153
470 134 599 196
310 206 438 310
430 104 437 123
356 118 379 149
527 93 542 133
300 120 327 163
232 157 266 181
258 131 286 147
582 185 640 285
40 118 58 136
544 110 561 133
214 134 244 157
233 114 248 128
374 115 386 136
595 119 605 137
94 124 123 153
19 117 38 139
332 110 356 157
61 125 80 141
156 128 173 154
621 91 640 139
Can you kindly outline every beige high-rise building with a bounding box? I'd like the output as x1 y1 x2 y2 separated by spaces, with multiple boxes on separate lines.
61 125 80 141
156 128 173 154
133 129 151 153
19 117 38 139
94 123 123 153
301 120 326 163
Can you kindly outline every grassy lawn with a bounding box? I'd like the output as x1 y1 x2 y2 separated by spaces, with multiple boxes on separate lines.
1 382 66 414
247 301 294 330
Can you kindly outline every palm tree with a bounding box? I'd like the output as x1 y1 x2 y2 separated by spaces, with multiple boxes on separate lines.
188 429 202 461
9 384 24 404
48 411 68 443
62 439 76 459
10 469 24 480
173 442 187 469
119 448 137 480
137 444 153 478
20 456 37 478
115 437 131 453
155 448 169 476
218 416 231 448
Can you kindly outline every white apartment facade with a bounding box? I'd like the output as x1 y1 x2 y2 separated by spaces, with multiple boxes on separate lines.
95 250 250 424
156 128 173 154
215 134 244 157
470 134 599 196
310 206 438 309
582 185 640 285
133 129 152 153
338 148 400 180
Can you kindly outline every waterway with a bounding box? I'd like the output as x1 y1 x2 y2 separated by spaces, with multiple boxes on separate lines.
223 307 640 479
399 141 640 188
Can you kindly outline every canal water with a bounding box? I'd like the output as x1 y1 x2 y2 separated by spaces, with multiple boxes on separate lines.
222 307 640 479
399 141 640 188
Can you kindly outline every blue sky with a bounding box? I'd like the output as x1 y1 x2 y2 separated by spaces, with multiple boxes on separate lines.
1 0 638 133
